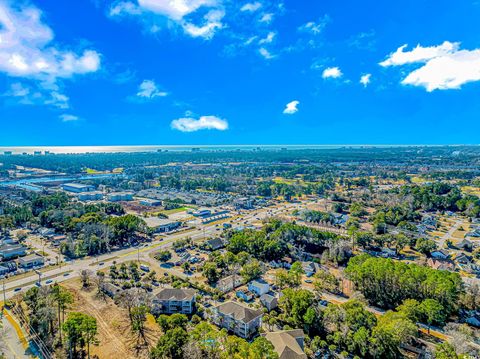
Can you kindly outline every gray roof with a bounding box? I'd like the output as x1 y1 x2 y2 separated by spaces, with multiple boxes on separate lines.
215 301 263 322
155 288 196 301
263 330 307 359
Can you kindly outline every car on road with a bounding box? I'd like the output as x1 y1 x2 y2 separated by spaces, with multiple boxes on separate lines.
304 279 313 284
63 272 70 277
99 262 104 266
14 287 22 292
45 279 53 285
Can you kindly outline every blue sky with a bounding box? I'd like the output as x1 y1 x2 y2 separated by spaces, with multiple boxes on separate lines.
1 0 480 146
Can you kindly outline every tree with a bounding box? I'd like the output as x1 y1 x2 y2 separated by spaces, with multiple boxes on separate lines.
396 299 420 322
435 342 459 359
203 262 220 284
131 304 149 344
155 250 172 262
80 269 93 288
313 270 340 295
240 259 263 282
415 237 437 255
419 299 446 332
63 312 98 359
51 284 74 342
151 327 188 359
249 337 279 359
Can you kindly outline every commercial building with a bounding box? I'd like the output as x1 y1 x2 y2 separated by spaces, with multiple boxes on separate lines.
18 254 45 269
106 192 134 202
145 217 181 233
62 183 95 193
140 198 162 207
0 244 27 260
77 191 103 201
211 301 263 339
152 288 196 314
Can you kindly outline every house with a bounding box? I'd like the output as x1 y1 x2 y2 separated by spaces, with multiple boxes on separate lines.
431 250 450 260
236 290 254 302
217 274 243 293
455 253 473 264
0 265 9 276
0 244 27 260
260 293 279 311
62 183 95 193
18 254 44 268
248 279 270 296
211 301 263 339
234 197 254 210
332 213 349 225
301 262 318 277
38 227 55 238
205 238 225 251
466 315 480 328
263 330 307 359
457 239 474 252
427 258 455 271
152 288 196 314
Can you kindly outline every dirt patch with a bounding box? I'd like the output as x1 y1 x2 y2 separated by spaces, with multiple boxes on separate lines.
62 278 161 359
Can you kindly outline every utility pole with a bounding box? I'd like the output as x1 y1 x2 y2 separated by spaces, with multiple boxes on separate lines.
2 280 5 311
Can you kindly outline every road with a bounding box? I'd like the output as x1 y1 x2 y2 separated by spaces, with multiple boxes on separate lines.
437 219 463 248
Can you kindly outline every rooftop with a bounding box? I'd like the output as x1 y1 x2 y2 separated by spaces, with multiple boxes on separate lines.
214 301 263 323
155 288 196 301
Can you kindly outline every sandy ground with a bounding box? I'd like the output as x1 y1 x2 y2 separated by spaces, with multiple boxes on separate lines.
63 278 161 359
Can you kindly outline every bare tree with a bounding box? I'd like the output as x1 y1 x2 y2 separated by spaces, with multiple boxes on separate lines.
80 269 93 288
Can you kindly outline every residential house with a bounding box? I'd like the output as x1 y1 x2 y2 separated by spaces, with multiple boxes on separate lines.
263 330 307 359
457 239 474 252
260 293 279 311
248 279 270 296
301 262 318 277
152 288 196 314
236 290 254 302
431 250 450 260
427 258 455 271
217 274 243 293
205 238 225 251
211 301 263 339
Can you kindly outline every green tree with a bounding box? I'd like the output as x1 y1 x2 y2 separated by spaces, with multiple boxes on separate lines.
419 299 446 331
151 327 188 359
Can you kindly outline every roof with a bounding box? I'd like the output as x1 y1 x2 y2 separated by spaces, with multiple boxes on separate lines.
214 301 263 323
63 183 93 189
206 238 224 250
260 293 278 305
18 254 44 263
155 288 196 301
263 330 307 359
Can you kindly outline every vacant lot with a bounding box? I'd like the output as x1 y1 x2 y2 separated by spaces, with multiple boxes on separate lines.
63 278 161 359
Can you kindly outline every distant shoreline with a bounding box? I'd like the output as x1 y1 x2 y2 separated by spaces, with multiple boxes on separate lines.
0 144 475 155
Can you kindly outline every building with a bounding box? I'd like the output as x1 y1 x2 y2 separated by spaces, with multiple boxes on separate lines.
106 192 134 202
431 250 450 260
62 183 95 193
205 238 225 251
427 258 455 271
260 293 279 311
145 217 181 233
77 191 103 201
211 301 263 339
236 290 254 302
100 282 122 298
0 244 27 260
263 330 307 359
152 288 196 314
248 279 270 296
140 198 162 207
217 274 243 293
234 197 254 210
193 209 212 217
18 254 44 268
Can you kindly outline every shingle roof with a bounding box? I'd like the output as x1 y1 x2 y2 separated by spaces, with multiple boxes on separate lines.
215 301 263 323
263 330 307 359
155 288 196 301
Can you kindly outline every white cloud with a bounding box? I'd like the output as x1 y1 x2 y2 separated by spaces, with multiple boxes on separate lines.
109 0 225 39
0 1 101 108
259 47 274 59
380 41 459 67
259 31 276 45
259 12 273 23
136 80 168 99
298 15 330 35
59 114 79 122
360 73 371 87
283 100 299 115
171 115 228 132
380 41 480 91
241 2 262 12
322 67 342 79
